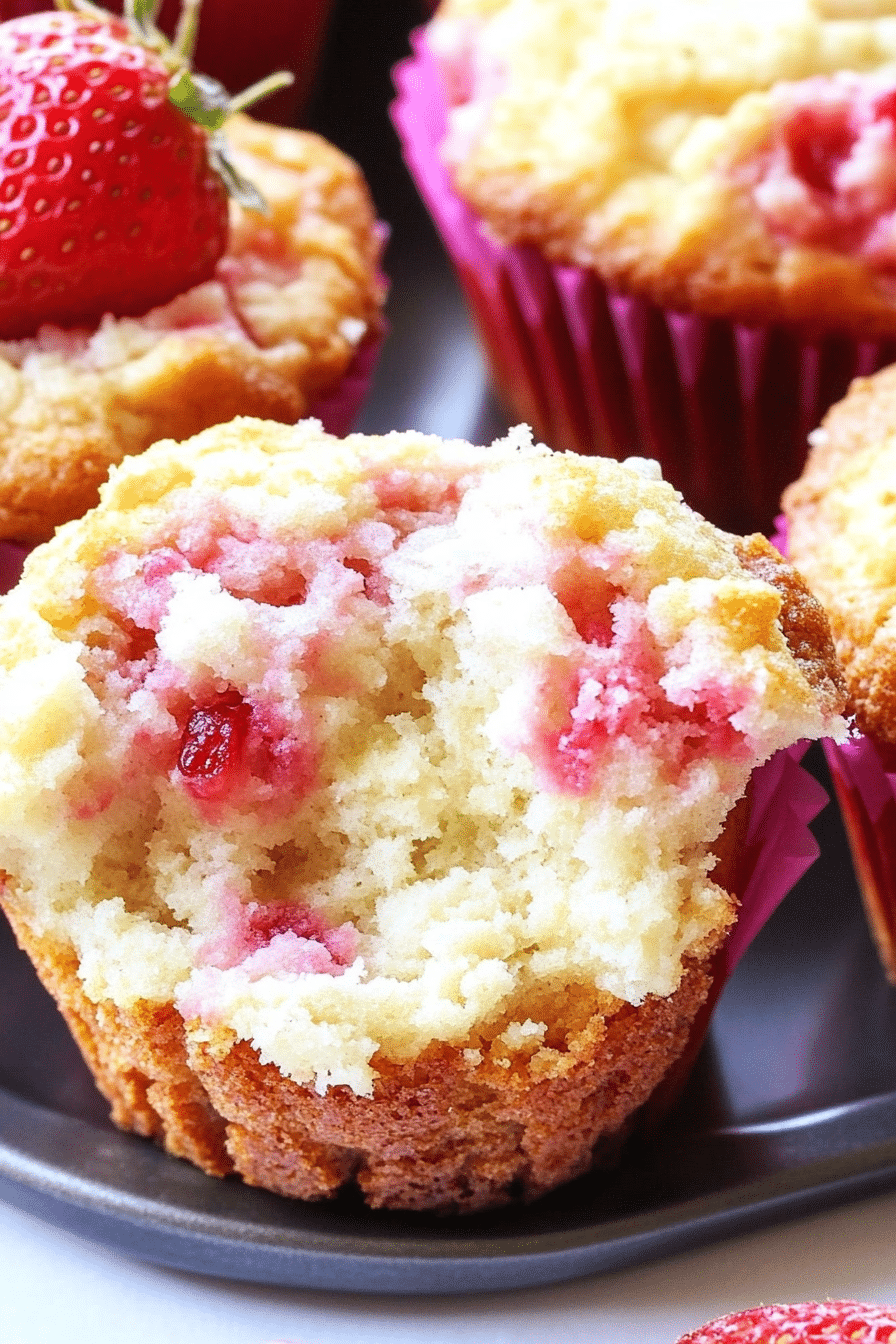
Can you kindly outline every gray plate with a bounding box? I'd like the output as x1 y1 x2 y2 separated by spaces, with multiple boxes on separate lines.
4 745 896 1294
3 0 896 1298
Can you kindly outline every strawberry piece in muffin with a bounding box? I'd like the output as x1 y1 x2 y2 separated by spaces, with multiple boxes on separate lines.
751 74 896 266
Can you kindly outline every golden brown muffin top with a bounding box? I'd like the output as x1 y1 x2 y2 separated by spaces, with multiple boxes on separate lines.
430 0 896 333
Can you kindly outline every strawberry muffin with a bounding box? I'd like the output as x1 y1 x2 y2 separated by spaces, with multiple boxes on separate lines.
784 363 896 984
0 9 385 543
0 418 846 1212
393 0 896 532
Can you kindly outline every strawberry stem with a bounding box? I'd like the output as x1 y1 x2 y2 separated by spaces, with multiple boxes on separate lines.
124 0 165 53
228 71 296 115
171 0 200 67
52 0 295 214
57 0 115 17
127 0 163 29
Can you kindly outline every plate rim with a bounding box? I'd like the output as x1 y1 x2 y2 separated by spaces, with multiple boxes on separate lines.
4 1080 896 1293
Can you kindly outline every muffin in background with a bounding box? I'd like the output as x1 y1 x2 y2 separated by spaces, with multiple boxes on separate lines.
392 0 896 534
0 417 846 1212
0 110 386 545
784 363 896 983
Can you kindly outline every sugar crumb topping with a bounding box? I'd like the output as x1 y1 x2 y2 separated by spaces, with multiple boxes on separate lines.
430 0 896 328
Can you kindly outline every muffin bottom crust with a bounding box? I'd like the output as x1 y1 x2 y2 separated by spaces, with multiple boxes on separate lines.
4 899 713 1212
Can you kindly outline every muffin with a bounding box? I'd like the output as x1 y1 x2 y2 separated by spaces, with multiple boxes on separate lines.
392 0 896 534
0 418 846 1212
784 363 896 983
0 111 386 544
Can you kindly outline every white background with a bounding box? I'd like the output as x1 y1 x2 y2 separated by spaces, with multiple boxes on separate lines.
3 1187 896 1343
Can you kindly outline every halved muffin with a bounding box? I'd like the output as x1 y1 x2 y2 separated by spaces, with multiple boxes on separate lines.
0 418 846 1210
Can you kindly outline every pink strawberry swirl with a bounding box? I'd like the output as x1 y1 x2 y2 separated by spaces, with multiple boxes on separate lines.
751 72 896 264
197 890 357 981
499 592 753 797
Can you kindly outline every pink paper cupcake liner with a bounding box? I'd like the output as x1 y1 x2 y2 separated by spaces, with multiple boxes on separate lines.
391 29 896 535
307 327 384 439
0 542 27 594
822 736 896 984
723 743 829 977
638 740 829 1120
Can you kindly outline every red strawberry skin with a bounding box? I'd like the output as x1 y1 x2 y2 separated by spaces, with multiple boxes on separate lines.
678 1301 896 1343
0 0 334 125
0 9 229 338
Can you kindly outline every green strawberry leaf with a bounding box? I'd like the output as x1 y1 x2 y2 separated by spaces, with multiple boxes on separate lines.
168 68 230 131
208 133 268 214
128 0 162 27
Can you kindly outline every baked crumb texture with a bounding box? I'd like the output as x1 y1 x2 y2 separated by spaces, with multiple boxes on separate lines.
0 421 845 1210
431 0 896 334
0 114 386 544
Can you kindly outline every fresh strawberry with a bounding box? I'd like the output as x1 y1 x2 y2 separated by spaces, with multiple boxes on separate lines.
677 1301 896 1342
0 5 231 338
150 0 332 125
0 0 329 124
